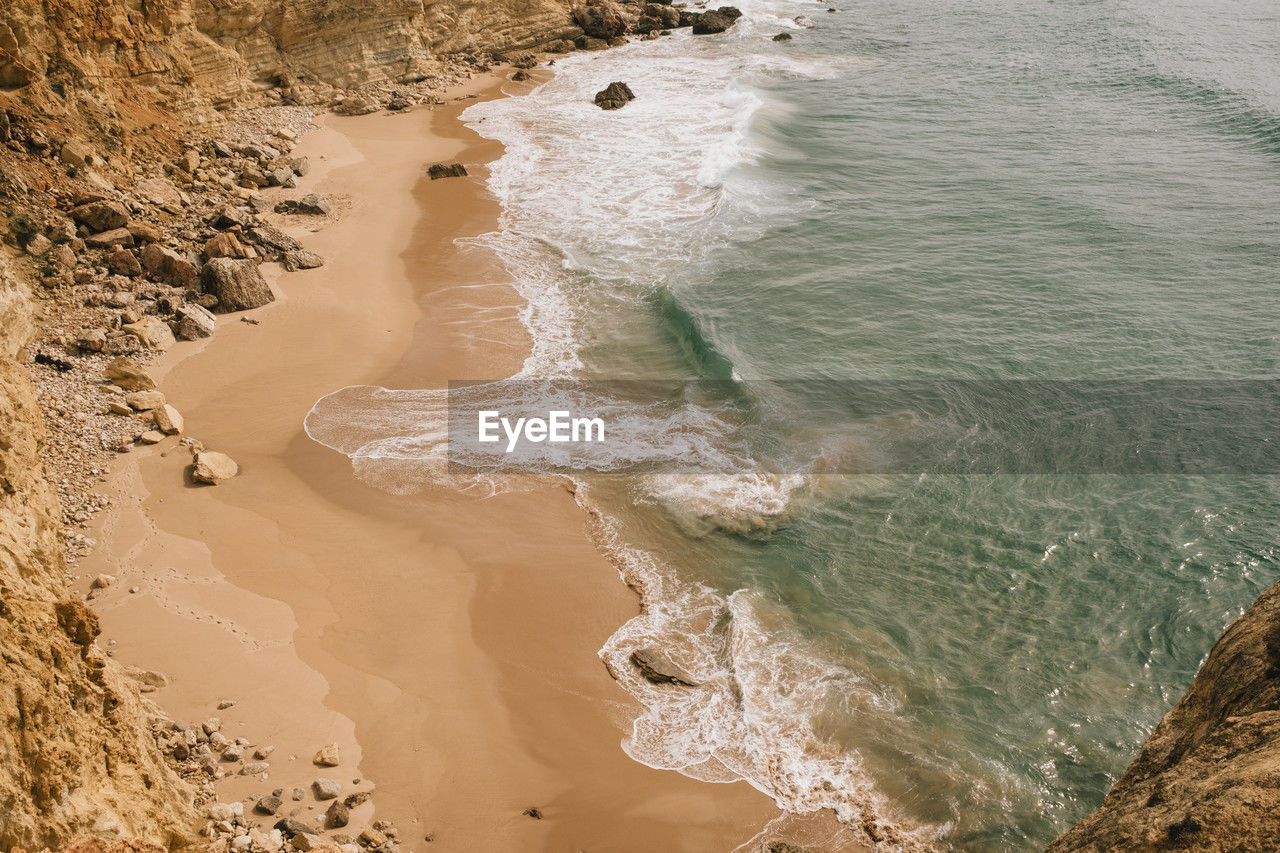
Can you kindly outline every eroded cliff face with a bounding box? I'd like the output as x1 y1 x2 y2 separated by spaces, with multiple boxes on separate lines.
0 249 199 851
1051 581 1280 852
0 0 577 114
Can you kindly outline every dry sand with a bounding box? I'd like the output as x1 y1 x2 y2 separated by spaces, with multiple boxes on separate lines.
81 72 781 850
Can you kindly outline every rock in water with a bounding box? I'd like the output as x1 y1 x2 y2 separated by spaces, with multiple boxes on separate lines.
630 648 699 686
773 31 793 41
692 6 743 34
202 258 275 312
594 82 636 110
104 356 157 391
428 163 468 180
192 451 239 484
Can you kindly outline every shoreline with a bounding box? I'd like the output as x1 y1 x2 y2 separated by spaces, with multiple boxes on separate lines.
81 69 780 847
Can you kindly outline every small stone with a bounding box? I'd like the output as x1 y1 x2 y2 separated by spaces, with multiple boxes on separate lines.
313 743 341 767
312 778 341 800
240 761 270 775
222 743 244 761
106 249 142 276
254 745 275 760
254 795 283 815
282 249 324 271
91 574 116 589
202 717 222 735
78 329 108 352
523 807 543 820
217 698 236 710
85 228 134 249
772 31 793 41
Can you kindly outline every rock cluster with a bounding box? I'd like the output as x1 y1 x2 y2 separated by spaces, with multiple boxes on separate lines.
572 0 744 43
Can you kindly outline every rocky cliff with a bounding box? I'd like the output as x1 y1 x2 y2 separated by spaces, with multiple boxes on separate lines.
0 248 199 851
0 0 578 115
1051 580 1280 852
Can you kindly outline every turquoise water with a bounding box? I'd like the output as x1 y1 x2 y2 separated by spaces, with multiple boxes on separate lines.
311 0 1280 847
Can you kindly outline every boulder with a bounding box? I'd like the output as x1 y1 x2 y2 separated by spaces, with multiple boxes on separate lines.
153 404 184 435
174 303 217 340
104 356 157 391
91 574 116 589
77 329 107 353
85 228 134 249
25 233 52 257
275 193 334 215
135 177 183 211
106 249 142 276
254 795 282 815
269 167 296 188
60 140 92 168
573 0 627 38
204 232 254 260
141 243 199 288
125 390 166 411
773 31 793 41
594 82 636 110
630 648 699 686
127 221 164 243
69 201 129 232
202 258 274 312
122 317 177 351
290 156 311 177
193 451 239 484
692 7 743 34
428 163 468 180
248 225 301 253
138 430 166 445
50 245 77 269
211 205 254 230
282 250 325 271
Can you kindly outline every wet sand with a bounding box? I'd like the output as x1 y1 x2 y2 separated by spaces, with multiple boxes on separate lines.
82 72 779 849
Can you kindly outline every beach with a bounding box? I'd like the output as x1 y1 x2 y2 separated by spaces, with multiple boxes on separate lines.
77 70 780 848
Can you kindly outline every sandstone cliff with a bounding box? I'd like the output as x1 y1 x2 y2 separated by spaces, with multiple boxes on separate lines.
0 248 199 851
1051 580 1280 852
0 0 578 117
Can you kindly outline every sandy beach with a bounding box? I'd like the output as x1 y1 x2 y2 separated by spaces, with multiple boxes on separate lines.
79 71 779 849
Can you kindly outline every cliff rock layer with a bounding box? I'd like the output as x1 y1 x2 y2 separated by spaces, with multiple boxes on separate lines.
1051 580 1280 852
0 249 198 851
0 0 578 113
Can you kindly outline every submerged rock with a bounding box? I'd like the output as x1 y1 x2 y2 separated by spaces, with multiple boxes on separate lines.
594 81 636 110
773 32 793 41
630 648 699 686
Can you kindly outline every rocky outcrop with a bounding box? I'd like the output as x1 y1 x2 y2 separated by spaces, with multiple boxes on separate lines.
0 249 198 851
593 81 635 110
1051 580 1280 852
